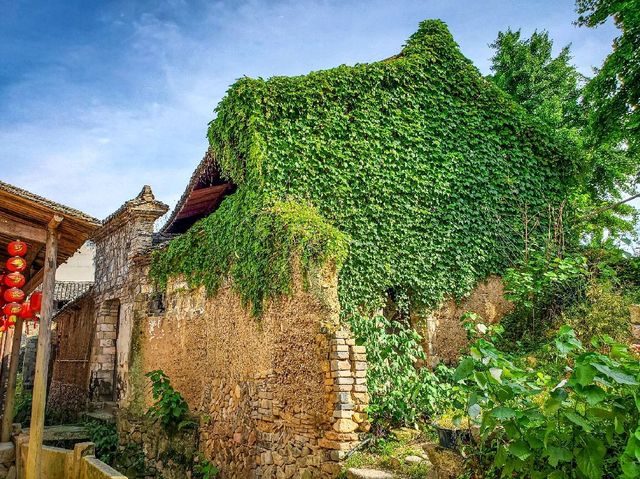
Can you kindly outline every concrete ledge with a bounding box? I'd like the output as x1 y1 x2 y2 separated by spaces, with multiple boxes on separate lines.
15 435 126 479
20 425 90 442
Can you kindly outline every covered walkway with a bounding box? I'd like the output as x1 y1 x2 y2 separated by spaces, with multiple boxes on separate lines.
0 181 110 478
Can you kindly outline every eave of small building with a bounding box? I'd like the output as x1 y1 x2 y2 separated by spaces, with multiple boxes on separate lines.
0 180 100 293
160 150 235 235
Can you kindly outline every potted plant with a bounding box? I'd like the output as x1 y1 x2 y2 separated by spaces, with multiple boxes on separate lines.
432 409 472 449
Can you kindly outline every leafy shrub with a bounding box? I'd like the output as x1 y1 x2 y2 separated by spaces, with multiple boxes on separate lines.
145 370 194 433
350 313 460 429
86 420 119 465
501 251 589 345
193 454 220 479
13 374 31 426
454 323 640 478
561 281 632 345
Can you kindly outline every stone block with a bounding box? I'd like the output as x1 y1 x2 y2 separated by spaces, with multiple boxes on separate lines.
331 351 350 360
0 443 14 465
333 418 358 433
333 410 353 419
335 377 354 385
347 468 394 479
331 360 351 371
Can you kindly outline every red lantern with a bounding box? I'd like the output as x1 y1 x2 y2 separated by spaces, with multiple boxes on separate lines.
4 272 25 288
6 314 17 326
4 288 24 303
19 302 33 320
6 256 27 273
2 302 21 316
7 240 27 257
30 291 42 313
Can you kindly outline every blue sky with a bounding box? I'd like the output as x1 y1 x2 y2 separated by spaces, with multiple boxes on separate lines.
0 0 619 219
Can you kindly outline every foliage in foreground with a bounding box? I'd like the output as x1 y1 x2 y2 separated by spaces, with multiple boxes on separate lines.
454 324 640 478
351 313 459 429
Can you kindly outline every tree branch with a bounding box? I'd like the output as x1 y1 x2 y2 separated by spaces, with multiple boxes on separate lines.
583 192 640 221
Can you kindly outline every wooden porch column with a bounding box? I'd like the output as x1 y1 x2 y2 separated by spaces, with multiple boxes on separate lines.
26 215 61 479
0 331 12 406
0 317 23 441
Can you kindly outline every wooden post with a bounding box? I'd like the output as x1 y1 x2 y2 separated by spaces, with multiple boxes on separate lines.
0 330 14 406
26 215 61 479
0 317 23 441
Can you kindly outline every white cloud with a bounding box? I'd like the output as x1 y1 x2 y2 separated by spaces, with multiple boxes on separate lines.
0 0 622 219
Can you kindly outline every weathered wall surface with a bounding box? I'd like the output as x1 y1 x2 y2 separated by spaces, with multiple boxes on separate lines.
416 275 513 365
127 269 369 478
48 292 96 417
90 186 168 403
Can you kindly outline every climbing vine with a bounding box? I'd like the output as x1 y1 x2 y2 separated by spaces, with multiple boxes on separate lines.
151 20 578 317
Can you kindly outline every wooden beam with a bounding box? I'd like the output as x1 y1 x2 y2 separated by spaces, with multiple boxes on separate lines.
0 211 46 245
0 317 23 441
26 215 61 479
0 331 12 408
23 268 44 297
24 243 43 270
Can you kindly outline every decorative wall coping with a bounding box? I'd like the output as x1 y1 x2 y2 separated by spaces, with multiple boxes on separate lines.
93 186 169 242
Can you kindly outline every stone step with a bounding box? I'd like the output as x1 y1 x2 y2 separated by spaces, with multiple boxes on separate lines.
84 409 116 423
347 468 395 479
0 443 15 466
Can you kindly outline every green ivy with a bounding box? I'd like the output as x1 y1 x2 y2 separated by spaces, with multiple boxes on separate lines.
151 19 578 317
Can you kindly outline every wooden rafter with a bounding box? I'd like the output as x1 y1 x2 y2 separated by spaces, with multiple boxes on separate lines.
0 211 46 244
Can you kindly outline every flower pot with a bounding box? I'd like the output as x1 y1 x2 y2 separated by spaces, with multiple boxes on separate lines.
433 424 471 449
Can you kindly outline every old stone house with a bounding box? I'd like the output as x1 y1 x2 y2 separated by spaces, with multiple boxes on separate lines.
49 185 368 478
47 20 576 478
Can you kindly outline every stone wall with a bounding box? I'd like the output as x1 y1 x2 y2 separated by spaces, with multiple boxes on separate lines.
414 275 513 365
127 268 369 478
48 292 96 417
115 411 199 479
90 186 168 404
21 336 37 392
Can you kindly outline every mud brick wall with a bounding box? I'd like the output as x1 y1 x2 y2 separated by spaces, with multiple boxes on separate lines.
128 268 369 479
47 292 95 416
414 275 513 365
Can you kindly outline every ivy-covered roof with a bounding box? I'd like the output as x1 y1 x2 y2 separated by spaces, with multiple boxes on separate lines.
152 20 578 317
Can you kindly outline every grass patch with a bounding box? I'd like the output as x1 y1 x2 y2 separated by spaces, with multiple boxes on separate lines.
340 432 433 478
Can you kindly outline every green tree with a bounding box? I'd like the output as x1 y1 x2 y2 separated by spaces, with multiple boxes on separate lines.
489 29 583 129
489 28 638 245
576 0 640 156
